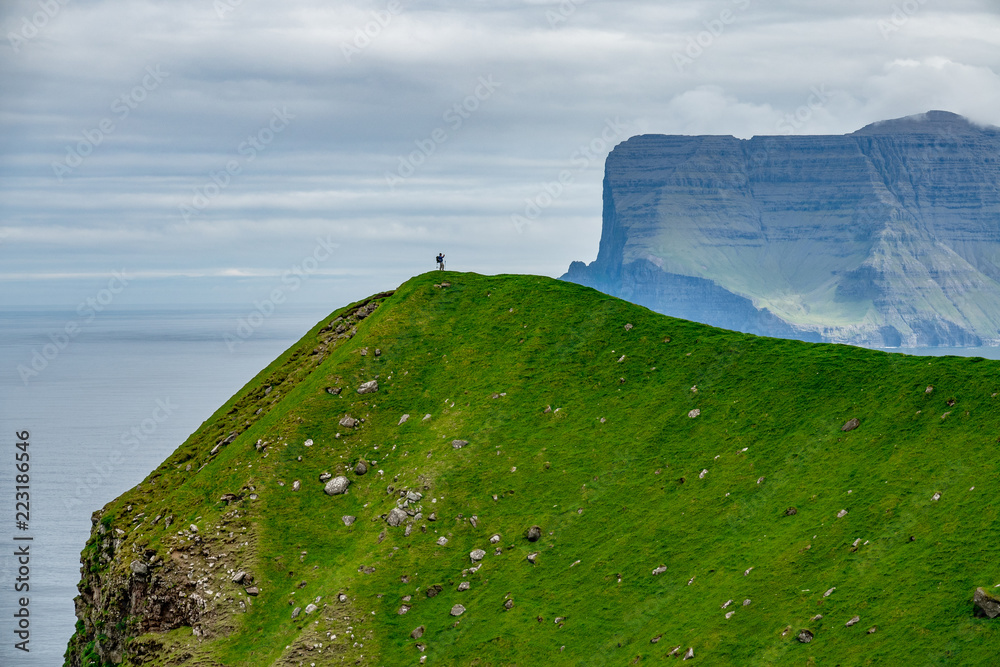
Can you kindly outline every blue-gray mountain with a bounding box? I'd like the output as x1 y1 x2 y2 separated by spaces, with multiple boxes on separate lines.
563 111 1000 347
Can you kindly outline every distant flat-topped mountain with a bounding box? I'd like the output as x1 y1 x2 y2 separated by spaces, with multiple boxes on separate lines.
563 111 1000 347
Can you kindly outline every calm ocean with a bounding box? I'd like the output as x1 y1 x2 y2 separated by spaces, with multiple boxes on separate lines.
2 306 999 666
0 306 329 666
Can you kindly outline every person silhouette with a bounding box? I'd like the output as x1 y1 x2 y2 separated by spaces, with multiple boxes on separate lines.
436 253 445 270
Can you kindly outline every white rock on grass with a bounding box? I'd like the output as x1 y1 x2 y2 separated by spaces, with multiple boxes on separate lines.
324 477 351 495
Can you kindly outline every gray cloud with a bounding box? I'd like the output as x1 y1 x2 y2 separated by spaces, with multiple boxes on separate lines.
1 0 999 305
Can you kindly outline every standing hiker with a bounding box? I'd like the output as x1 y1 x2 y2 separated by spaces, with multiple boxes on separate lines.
436 253 445 271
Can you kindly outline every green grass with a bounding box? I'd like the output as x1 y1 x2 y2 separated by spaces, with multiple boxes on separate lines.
67 272 1000 666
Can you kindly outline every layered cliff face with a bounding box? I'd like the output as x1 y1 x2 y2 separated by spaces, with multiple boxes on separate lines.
563 111 1000 347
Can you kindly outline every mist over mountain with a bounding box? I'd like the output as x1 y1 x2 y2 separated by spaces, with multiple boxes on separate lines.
564 111 1000 347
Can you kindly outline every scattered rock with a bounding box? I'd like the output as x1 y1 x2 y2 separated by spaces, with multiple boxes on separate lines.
527 552 538 564
932 492 941 501
411 626 425 639
319 472 332 482
867 626 877 634
428 512 437 521
342 516 356 526
469 516 478 528
326 387 342 395
784 507 798 516
725 611 735 619
291 607 301 619
925 386 934 394
458 582 470 591
398 605 411 615
245 587 259 596
846 615 860 627
490 534 501 544
378 530 386 543
554 617 566 624
721 600 733 609
357 380 379 395
504 599 514 610
405 524 413 537
386 508 408 527
744 567 754 576
436 537 448 546
232 571 247 584
688 409 701 419
797 629 814 643
450 604 466 617
526 525 542 542
652 565 668 576
651 635 661 644
339 416 359 428
742 599 751 607
470 549 486 562
303 439 313 447
683 648 695 660
324 477 351 495
355 460 368 475
399 414 409 425
338 594 348 603
426 585 443 598
625 323 634 331
304 603 317 614
837 509 848 518
618 355 626 363
452 439 469 449
699 469 708 479
129 561 148 576
375 348 381 356
974 587 1000 618
824 587 836 597
292 480 300 492
544 405 552 414
841 418 860 432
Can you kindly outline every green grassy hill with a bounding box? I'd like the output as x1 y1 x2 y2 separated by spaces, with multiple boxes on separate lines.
66 272 1000 666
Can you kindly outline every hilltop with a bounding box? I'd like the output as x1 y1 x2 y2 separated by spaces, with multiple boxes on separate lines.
564 111 1000 347
67 272 1000 666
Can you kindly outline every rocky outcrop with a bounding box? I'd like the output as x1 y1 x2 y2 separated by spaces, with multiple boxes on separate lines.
563 111 1000 347
974 587 1000 619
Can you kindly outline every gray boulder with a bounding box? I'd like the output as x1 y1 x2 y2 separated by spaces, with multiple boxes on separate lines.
411 626 425 639
357 380 379 394
450 604 466 616
526 525 542 542
342 516 356 526
841 418 860 432
797 629 813 643
129 561 148 576
974 587 1000 618
452 439 469 449
324 476 351 495
355 460 368 475
339 416 359 428
386 508 408 527
470 549 486 562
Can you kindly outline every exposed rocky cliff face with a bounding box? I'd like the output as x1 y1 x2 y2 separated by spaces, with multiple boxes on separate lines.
563 111 1000 347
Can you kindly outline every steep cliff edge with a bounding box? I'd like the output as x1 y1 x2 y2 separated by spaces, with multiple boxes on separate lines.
563 111 1000 347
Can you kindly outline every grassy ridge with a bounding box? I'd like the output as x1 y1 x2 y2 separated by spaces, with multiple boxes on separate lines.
70 272 1000 666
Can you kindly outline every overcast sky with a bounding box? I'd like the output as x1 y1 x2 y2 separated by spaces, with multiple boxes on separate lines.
2 0 1000 307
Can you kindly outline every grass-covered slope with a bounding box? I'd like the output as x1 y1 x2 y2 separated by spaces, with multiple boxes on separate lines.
67 272 1000 666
